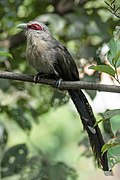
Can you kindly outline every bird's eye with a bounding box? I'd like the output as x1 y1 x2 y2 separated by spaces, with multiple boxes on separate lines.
27 24 43 30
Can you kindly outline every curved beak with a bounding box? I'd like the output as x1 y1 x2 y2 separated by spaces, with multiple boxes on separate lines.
16 23 27 30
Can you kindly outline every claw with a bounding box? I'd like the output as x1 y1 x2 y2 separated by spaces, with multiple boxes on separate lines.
33 75 39 83
33 72 44 83
55 78 62 88
33 72 48 83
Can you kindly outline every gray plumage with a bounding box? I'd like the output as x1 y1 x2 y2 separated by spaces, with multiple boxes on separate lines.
17 21 112 175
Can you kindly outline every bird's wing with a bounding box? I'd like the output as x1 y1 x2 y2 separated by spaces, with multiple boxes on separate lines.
53 44 79 81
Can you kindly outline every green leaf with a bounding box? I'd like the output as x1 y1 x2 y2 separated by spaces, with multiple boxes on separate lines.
115 129 120 138
112 50 120 67
109 39 117 56
108 38 120 68
94 109 120 127
108 145 120 169
89 65 115 77
10 108 32 132
110 115 120 135
102 143 119 156
102 139 120 154
102 136 120 168
102 109 120 119
1 144 28 177
0 51 13 59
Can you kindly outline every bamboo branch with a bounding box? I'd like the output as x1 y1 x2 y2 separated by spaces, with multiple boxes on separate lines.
0 71 120 93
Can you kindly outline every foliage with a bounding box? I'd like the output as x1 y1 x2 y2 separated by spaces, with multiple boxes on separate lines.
89 24 120 170
0 51 13 59
89 30 120 83
105 0 120 18
101 111 120 169
0 0 120 179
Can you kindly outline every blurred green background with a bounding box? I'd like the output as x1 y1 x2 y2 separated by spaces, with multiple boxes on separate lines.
0 0 120 179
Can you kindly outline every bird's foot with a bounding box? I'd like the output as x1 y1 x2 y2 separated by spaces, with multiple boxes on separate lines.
33 73 48 83
55 78 63 88
33 73 62 88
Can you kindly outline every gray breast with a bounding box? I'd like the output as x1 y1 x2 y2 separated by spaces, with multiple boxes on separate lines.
26 38 55 74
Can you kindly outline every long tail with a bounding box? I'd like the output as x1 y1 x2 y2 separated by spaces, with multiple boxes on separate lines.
68 89 112 175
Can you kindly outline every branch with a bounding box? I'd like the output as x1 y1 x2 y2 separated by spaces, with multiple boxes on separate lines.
0 71 120 93
105 0 120 18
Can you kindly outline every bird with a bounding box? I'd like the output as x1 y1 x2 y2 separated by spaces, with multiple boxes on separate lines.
17 21 112 175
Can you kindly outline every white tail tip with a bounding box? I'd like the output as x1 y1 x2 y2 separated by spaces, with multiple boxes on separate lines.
104 170 113 176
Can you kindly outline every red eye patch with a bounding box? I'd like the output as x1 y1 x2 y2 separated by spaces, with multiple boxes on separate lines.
27 23 43 30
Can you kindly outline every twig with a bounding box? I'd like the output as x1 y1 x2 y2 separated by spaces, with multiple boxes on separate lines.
0 71 120 93
105 0 120 18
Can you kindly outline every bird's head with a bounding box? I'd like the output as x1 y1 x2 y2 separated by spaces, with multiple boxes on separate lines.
17 21 50 37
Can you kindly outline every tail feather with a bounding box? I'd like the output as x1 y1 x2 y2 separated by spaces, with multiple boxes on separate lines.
68 89 111 173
